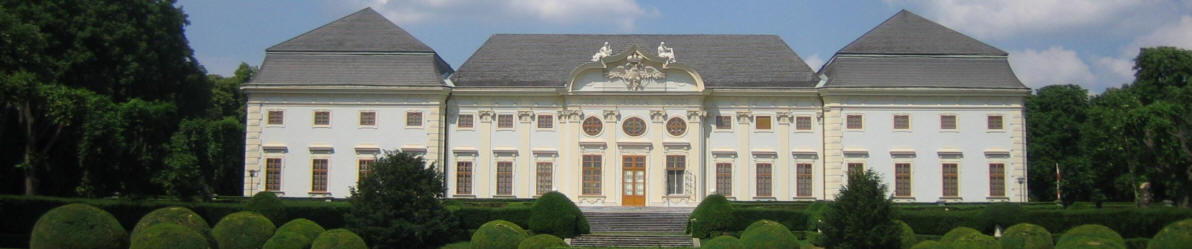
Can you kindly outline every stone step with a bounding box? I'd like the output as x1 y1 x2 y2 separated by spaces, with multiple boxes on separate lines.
569 234 695 248
583 212 689 233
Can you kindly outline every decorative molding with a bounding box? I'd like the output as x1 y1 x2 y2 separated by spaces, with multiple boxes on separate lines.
736 111 753 124
649 110 667 123
518 111 534 123
686 110 706 122
604 51 666 91
603 110 620 122
657 42 677 66
776 111 794 124
478 110 495 122
559 110 583 123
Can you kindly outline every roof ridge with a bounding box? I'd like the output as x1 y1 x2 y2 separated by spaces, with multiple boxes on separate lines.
836 9 1006 56
266 7 434 53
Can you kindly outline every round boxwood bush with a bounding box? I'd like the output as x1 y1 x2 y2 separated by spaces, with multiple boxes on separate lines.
688 194 736 238
704 235 746 249
950 232 1000 249
528 191 589 238
1057 224 1125 249
311 229 368 249
517 234 567 249
130 223 209 249
1057 236 1126 249
472 220 529 249
740 220 799 249
263 231 314 249
910 240 947 249
1002 223 1055 249
277 218 326 241
940 227 981 244
30 203 128 249
1148 218 1192 249
246 191 287 224
213 211 277 249
895 220 917 249
132 206 215 248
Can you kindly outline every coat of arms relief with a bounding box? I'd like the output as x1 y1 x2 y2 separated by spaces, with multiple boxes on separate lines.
591 42 678 91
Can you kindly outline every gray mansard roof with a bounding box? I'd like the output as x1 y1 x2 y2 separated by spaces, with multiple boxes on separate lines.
450 34 819 88
250 8 451 87
822 10 1026 89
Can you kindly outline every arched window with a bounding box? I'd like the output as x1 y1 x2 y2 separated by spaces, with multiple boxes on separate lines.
623 117 646 136
666 117 686 136
583 116 602 136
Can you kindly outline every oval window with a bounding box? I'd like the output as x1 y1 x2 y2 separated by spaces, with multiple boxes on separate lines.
666 117 686 136
623 117 646 136
582 116 602 136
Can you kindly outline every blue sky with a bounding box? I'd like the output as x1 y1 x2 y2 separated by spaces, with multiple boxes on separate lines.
178 0 1192 93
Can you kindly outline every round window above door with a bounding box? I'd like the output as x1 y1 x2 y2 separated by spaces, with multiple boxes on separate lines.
582 116 602 136
666 117 686 136
622 117 646 136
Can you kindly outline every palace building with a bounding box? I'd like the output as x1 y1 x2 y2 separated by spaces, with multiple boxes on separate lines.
242 8 1030 206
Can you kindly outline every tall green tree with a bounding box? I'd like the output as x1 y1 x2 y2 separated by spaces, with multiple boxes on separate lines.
1025 84 1090 202
819 170 901 249
1128 47 1192 207
346 151 454 249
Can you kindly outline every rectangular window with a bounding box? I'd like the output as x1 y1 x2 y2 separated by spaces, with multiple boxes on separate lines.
941 115 957 130
359 111 376 126
456 161 472 194
406 112 423 127
267 111 284 125
716 116 733 130
458 114 474 128
894 115 910 130
847 162 864 175
796 163 812 197
795 116 812 131
716 163 732 196
498 114 514 129
536 162 552 195
846 114 863 130
942 163 959 197
265 158 281 191
666 155 685 195
537 114 553 129
755 116 772 130
582 155 602 195
987 115 1004 130
496 161 513 195
312 159 328 192
357 159 374 181
990 163 1006 197
313 111 330 126
756 163 772 197
895 163 911 197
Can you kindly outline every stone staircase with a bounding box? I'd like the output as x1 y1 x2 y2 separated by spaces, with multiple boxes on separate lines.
568 207 697 248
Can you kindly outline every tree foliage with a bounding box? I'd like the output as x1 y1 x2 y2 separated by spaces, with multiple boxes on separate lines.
345 151 455 249
1026 84 1091 203
819 169 901 249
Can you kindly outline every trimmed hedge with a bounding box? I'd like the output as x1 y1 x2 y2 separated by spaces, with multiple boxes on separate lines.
247 192 287 225
896 207 1192 237
213 211 277 249
454 206 533 230
1126 238 1149 249
471 220 528 249
29 203 128 249
311 229 368 249
895 220 917 249
688 194 737 238
262 231 313 249
910 240 947 249
949 232 1000 249
527 192 588 238
732 208 809 232
131 206 215 248
940 227 981 244
517 234 566 249
1002 223 1055 249
130 223 208 249
704 235 746 249
1058 224 1126 249
1148 219 1192 249
277 218 326 241
739 220 798 249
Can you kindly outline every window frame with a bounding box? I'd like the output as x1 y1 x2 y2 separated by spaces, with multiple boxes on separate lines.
537 114 554 130
456 161 473 195
622 117 647 136
582 155 602 195
847 162 865 176
265 158 283 192
987 115 1005 131
715 115 733 130
406 111 424 128
715 163 733 196
496 161 514 196
536 162 553 195
989 163 1006 197
666 117 687 137
311 158 329 193
796 163 813 197
940 114 958 131
358 111 377 128
497 114 515 129
666 155 685 195
795 115 813 132
755 115 773 131
893 114 911 131
457 114 475 129
894 162 912 197
582 116 603 136
845 114 864 131
756 163 773 197
266 110 285 126
313 110 331 127
357 158 375 182
942 162 960 198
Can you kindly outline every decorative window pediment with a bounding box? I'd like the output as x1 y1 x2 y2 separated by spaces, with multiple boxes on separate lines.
568 42 704 93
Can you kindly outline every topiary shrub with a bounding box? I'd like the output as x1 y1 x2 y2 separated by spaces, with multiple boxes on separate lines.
1057 236 1127 249
311 229 368 249
739 220 798 249
471 220 529 249
910 240 947 249
132 206 216 249
130 223 209 249
895 220 917 249
517 234 566 249
688 194 737 238
263 231 313 249
277 218 326 241
346 151 454 249
247 191 287 225
30 203 128 249
819 169 901 249
1002 223 1055 249
528 191 588 238
949 232 1000 249
213 211 277 249
703 235 746 249
940 227 981 244
1147 218 1192 249
1058 224 1126 249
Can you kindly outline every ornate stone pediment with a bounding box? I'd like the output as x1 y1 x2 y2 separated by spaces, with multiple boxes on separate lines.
604 51 666 91
570 42 704 93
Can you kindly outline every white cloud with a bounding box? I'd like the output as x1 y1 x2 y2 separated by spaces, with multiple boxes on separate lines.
1092 15 1192 88
1008 46 1095 89
884 0 1148 39
1094 56 1135 83
803 54 825 71
344 0 653 31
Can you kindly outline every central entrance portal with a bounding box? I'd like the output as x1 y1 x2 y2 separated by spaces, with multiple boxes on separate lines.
622 155 646 206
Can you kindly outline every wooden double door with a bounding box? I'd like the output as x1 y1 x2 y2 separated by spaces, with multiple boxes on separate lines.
622 155 646 206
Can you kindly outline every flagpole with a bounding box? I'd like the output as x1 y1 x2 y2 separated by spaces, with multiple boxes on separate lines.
1055 162 1061 202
